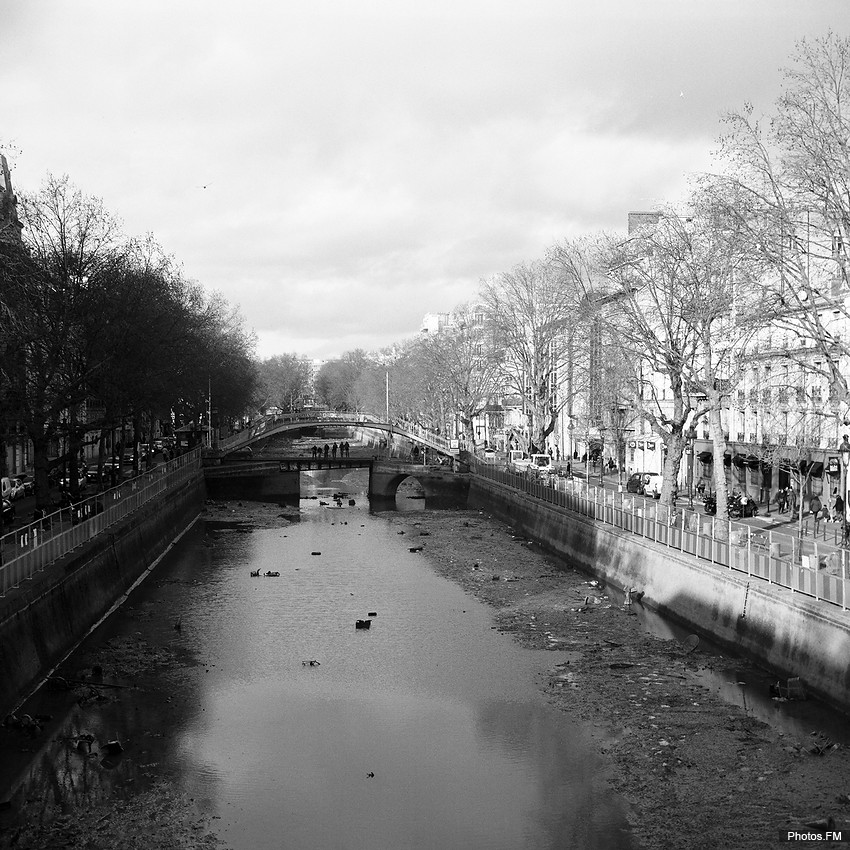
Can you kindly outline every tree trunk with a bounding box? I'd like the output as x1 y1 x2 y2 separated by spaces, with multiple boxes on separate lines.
31 430 53 511
709 403 729 520
67 404 83 500
461 414 476 451
660 431 685 506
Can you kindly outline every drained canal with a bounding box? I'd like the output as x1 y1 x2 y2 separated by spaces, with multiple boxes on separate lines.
0 469 634 849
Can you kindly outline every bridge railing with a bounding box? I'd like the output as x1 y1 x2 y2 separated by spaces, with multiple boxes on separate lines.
0 448 202 597
216 411 457 456
468 456 850 611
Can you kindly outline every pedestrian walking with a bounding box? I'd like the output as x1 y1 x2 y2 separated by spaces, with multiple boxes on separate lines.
835 491 845 524
776 488 786 513
810 493 823 533
788 486 797 514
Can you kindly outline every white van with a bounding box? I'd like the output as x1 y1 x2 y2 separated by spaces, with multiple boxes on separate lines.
507 450 531 472
530 454 554 477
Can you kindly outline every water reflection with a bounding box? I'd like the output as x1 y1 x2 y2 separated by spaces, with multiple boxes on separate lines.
605 583 850 744
0 470 634 850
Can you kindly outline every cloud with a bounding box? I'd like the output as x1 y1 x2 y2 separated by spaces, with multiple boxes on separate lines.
3 0 849 360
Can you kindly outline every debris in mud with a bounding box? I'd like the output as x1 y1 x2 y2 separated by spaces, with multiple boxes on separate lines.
770 676 807 701
74 635 178 682
0 780 225 850
682 634 700 653
384 508 850 850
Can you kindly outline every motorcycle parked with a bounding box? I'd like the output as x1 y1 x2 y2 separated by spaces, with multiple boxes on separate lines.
728 495 759 519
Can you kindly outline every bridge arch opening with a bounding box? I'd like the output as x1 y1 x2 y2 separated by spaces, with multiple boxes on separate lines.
395 475 427 508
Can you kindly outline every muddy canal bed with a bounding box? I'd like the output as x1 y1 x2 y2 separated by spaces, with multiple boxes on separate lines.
2 499 849 850
390 509 850 850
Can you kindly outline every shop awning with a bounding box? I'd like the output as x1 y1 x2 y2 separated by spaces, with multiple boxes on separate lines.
746 455 761 468
809 461 824 477
697 451 713 463
732 454 746 467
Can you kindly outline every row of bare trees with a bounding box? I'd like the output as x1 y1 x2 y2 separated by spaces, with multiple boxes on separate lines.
259 36 850 525
0 174 258 513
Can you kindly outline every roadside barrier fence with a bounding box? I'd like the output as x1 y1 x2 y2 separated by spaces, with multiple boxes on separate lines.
470 458 850 611
0 449 202 598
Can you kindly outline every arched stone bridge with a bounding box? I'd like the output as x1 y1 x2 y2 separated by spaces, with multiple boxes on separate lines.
209 411 457 459
203 456 470 503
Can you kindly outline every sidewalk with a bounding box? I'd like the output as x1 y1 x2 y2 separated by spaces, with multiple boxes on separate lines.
568 462 848 567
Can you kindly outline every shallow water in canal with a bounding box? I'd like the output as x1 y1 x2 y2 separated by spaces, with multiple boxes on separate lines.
2 469 634 850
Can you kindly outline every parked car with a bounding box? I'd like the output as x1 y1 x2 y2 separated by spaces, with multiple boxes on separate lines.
14 474 35 496
59 471 88 490
626 472 662 498
2 498 14 525
88 460 122 482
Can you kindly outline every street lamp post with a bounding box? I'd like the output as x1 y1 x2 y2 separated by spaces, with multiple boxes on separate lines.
839 435 850 546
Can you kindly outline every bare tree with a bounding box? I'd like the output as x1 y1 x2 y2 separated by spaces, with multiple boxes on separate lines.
481 256 589 454
714 33 850 426
600 196 769 513
257 354 311 413
418 304 503 450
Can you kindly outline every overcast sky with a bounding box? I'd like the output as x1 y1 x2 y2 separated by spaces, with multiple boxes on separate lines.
2 1 847 360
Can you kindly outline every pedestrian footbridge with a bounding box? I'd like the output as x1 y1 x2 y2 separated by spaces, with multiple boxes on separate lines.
208 411 456 459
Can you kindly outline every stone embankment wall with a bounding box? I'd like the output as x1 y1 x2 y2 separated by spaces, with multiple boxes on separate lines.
470 477 850 711
0 477 206 718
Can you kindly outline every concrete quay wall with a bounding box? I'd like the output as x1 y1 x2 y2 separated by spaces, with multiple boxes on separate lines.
0 477 206 718
469 477 850 711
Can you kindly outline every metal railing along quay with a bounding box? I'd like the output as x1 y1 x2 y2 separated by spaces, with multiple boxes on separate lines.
470 458 850 611
0 448 202 598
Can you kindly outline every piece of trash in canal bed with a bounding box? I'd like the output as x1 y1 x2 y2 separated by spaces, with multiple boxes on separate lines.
355 619 372 629
770 676 807 701
681 634 700 653
409 546 424 553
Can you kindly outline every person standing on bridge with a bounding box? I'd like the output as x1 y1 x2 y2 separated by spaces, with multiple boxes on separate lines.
323 444 329 458
332 442 338 458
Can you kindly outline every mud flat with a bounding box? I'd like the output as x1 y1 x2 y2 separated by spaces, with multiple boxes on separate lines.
393 508 850 850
